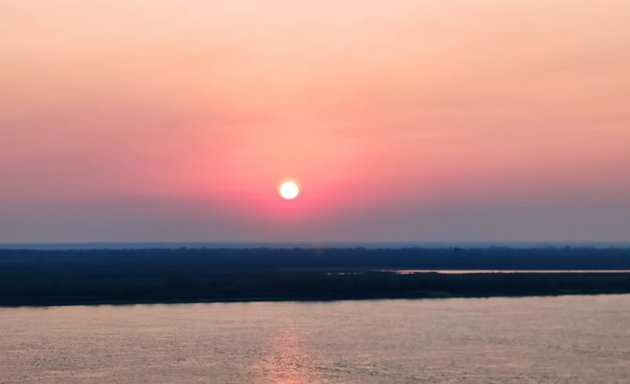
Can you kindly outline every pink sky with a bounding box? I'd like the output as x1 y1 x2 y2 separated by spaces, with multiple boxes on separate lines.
1 1 629 242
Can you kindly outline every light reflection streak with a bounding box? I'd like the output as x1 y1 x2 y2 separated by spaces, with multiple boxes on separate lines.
259 327 321 384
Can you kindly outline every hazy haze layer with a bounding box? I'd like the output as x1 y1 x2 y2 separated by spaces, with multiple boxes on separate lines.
1 1 629 242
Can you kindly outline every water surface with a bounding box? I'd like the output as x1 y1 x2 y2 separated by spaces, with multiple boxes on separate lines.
387 269 630 274
1 295 629 383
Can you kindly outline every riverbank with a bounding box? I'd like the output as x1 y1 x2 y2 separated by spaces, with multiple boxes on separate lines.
3 247 630 307
3 271 630 307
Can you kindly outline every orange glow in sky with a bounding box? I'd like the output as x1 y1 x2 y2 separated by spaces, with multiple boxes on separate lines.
1 1 629 242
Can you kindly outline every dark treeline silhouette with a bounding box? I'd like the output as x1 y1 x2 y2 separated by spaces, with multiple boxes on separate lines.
3 247 630 273
1 247 630 306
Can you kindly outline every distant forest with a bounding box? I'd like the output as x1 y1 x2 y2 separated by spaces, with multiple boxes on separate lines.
1 247 630 306
3 247 630 273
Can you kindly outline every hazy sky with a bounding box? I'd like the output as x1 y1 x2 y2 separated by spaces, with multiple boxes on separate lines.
1 1 629 243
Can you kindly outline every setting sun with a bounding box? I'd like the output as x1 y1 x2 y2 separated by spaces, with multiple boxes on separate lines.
2 2 630 383
279 181 300 200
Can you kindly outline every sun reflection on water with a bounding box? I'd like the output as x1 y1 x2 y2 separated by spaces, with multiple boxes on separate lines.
259 328 320 384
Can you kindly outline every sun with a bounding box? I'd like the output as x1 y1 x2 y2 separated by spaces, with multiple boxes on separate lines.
278 180 300 200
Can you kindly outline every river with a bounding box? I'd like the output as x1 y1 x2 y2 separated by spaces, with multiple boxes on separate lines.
1 295 629 383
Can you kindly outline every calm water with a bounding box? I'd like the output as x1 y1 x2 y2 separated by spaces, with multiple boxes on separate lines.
387 269 630 274
1 296 629 383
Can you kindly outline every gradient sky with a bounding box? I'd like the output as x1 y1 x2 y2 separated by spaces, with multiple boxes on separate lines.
1 0 629 243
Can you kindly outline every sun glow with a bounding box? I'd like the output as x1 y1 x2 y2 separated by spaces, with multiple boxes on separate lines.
279 181 300 200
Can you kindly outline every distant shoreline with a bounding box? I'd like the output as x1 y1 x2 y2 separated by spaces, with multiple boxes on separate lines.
3 247 630 307
2 270 630 308
4 289 630 309
3 242 630 250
